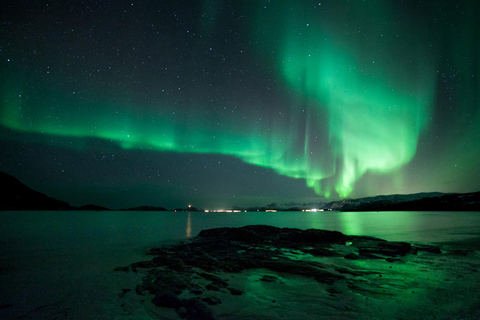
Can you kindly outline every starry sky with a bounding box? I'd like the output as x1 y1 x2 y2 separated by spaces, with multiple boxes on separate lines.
1 1 479 210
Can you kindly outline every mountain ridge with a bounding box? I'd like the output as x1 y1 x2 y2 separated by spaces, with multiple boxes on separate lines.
1 171 479 211
0 171 74 210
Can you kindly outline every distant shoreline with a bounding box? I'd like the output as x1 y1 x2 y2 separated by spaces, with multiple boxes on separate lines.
2 171 480 211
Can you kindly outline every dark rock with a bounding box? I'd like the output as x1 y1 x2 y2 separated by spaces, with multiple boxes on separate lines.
260 275 281 282
183 298 215 320
190 288 204 295
415 244 442 254
379 241 412 255
167 258 186 271
198 226 264 243
288 228 346 245
151 271 190 295
428 246 442 254
192 254 217 272
177 306 187 318
344 253 359 260
357 240 412 258
260 259 344 285
147 247 169 255
131 260 155 269
152 291 183 309
308 247 340 257
386 258 405 263
205 283 220 291
326 287 342 295
123 224 454 316
197 272 228 287
219 261 245 273
447 249 472 256
335 267 368 277
202 297 222 305
151 256 168 267
358 248 394 258
227 287 243 295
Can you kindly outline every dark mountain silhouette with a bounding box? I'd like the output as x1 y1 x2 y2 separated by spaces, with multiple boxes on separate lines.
77 204 111 211
0 171 74 210
174 206 204 212
323 192 480 211
1 171 479 211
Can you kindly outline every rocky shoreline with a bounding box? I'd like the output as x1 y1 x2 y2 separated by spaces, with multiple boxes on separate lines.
115 225 480 320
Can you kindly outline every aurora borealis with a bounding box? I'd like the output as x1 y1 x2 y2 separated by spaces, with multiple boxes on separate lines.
1 1 479 209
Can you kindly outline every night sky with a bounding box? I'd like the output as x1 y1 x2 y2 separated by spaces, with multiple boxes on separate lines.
1 1 479 210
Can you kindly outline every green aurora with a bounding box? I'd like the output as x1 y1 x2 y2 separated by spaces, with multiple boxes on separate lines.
1 1 479 205
252 1 437 197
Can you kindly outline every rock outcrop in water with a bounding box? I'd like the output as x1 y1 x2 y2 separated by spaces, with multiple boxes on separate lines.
114 225 480 320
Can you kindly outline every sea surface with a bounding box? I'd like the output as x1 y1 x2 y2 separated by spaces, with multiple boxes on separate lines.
1 210 479 319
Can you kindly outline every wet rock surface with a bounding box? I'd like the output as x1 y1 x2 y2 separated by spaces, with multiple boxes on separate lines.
115 225 480 319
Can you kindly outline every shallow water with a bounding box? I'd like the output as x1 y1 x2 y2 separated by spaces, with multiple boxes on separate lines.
1 210 479 319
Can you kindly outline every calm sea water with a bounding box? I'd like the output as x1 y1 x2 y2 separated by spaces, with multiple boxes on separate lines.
1 210 479 319
1 210 480 267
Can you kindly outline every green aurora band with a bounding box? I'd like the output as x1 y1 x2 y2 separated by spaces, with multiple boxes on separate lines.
251 1 437 197
1 1 478 199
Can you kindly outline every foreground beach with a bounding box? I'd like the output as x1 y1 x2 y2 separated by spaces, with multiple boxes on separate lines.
113 225 480 320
